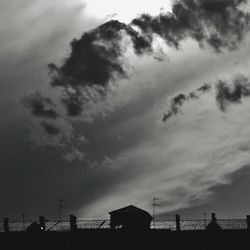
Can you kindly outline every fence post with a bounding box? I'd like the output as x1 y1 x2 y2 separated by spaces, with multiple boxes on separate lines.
176 214 181 231
70 215 77 231
4 218 9 232
246 215 250 230
211 213 217 223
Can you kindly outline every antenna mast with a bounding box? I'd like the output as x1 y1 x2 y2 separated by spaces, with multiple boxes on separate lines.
58 199 66 221
152 197 160 227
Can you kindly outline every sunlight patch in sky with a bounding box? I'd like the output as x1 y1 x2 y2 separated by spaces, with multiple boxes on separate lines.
83 0 171 23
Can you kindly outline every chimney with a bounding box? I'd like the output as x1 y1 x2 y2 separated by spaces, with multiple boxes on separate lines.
39 216 46 231
175 214 181 231
211 213 217 223
4 218 9 232
70 215 77 231
246 215 250 230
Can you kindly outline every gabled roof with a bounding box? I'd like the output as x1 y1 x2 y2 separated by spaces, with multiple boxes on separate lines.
26 222 41 232
109 205 153 218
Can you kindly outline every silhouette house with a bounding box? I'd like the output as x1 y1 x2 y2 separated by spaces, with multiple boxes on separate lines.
109 205 153 229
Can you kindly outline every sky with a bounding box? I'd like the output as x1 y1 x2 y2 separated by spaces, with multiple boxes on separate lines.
2 0 250 221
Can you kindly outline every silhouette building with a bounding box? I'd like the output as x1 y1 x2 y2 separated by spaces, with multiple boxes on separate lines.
2 207 250 249
26 222 42 232
109 205 153 229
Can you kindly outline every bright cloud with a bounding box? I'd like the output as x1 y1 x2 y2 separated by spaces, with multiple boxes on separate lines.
83 0 171 23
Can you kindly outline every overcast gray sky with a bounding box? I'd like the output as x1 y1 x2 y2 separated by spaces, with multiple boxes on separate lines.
2 0 250 221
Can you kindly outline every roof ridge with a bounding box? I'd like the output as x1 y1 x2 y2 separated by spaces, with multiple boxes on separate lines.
46 221 61 231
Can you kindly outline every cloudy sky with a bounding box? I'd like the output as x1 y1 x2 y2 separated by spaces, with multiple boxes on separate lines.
2 0 250 221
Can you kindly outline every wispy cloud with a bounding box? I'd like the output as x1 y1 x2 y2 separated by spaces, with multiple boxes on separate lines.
163 74 250 122
81 89 250 218
163 83 211 122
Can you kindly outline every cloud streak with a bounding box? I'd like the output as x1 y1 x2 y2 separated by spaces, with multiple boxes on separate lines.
163 83 211 122
163 74 250 122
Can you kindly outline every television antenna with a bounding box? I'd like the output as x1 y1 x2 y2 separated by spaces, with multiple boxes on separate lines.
57 199 67 221
152 197 161 227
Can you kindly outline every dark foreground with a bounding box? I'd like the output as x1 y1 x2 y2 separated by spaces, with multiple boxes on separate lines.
1 229 250 250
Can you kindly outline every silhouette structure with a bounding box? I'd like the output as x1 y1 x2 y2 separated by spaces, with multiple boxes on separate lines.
109 205 153 229
26 222 42 232
2 206 250 249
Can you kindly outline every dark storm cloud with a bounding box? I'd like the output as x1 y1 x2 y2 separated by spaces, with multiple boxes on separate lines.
163 83 211 122
49 20 151 88
197 83 212 93
41 121 60 135
23 0 250 162
132 0 250 52
61 88 84 117
22 92 58 119
216 74 250 111
48 20 152 116
44 0 250 117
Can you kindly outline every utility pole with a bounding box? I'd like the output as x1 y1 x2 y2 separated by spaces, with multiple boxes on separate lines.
58 199 66 222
